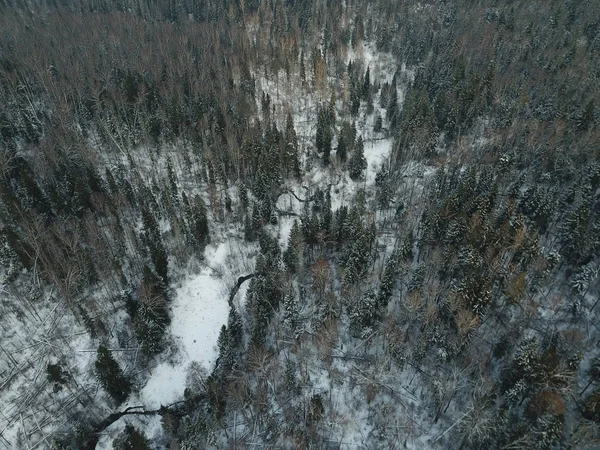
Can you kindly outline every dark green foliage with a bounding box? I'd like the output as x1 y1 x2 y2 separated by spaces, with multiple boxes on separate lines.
335 133 348 163
284 359 299 394
79 305 106 339
285 112 301 179
559 203 598 264
227 307 243 349
47 363 69 393
239 183 249 210
386 79 398 129
378 250 399 305
187 195 210 252
350 289 379 336
336 121 355 162
141 206 169 283
316 107 333 165
373 114 383 132
215 325 235 374
95 346 131 404
133 267 169 355
375 166 392 209
113 425 151 450
283 220 302 272
348 136 367 180
246 234 283 346
1 2 599 449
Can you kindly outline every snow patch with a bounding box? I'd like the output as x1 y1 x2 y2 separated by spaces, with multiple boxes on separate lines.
137 242 230 409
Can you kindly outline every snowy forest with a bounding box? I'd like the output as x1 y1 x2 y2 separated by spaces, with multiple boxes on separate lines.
0 0 599 448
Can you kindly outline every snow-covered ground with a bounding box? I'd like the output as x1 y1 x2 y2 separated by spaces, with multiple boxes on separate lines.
136 256 229 409
0 38 408 450
97 239 254 448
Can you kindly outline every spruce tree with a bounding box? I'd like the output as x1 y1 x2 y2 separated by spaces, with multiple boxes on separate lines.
227 308 243 349
141 205 169 283
134 266 169 355
299 51 306 86
348 136 367 180
379 250 399 306
315 107 332 166
113 425 150 450
284 112 301 179
95 346 131 404
189 195 210 251
336 133 348 162
387 82 399 129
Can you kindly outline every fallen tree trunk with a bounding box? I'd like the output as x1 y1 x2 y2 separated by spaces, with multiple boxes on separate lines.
82 402 185 450
228 274 254 306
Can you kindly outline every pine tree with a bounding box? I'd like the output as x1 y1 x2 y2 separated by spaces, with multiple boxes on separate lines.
95 346 131 404
328 92 336 125
379 250 399 306
133 266 169 355
283 293 300 337
387 82 399 129
374 113 383 132
283 220 302 272
189 195 210 252
315 107 332 166
141 205 169 283
336 133 348 162
215 325 234 373
350 289 378 337
244 210 255 241
350 73 361 117
284 359 299 394
299 51 306 86
348 136 367 180
239 183 249 210
113 424 150 450
284 112 301 179
227 307 243 349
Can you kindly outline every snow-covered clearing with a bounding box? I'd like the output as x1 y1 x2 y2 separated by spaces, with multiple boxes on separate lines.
136 254 228 409
96 235 257 448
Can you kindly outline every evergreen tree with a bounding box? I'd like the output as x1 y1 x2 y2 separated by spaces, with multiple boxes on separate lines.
113 425 150 450
315 107 332 166
348 136 367 180
95 346 131 404
215 324 235 373
336 133 348 162
189 195 210 252
299 51 306 86
239 183 249 210
141 205 169 283
283 220 302 272
283 293 300 337
373 113 383 132
378 250 399 306
328 93 337 125
387 81 399 129
227 307 243 349
133 266 169 355
284 112 301 179
350 74 361 116
350 289 378 337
